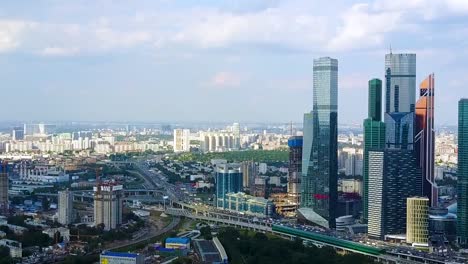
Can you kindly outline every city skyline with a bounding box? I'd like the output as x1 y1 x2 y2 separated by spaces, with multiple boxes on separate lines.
0 1 467 124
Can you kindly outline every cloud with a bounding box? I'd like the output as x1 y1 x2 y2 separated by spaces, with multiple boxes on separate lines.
41 46 80 56
0 20 35 52
208 71 243 88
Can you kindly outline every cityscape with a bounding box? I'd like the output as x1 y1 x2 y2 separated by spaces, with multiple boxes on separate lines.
0 1 468 264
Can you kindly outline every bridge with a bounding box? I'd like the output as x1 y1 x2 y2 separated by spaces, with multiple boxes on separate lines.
164 208 457 264
35 189 165 203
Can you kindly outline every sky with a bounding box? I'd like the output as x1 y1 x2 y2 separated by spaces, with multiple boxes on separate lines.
0 0 467 125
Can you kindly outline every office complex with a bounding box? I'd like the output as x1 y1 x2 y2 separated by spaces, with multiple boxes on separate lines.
173 129 190 152
100 251 144 264
58 189 73 225
241 161 256 192
363 79 386 223
224 192 274 217
288 136 303 205
458 99 468 246
300 57 338 228
368 150 421 239
385 53 416 113
94 183 123 231
0 162 8 214
406 197 429 245
415 74 436 206
12 127 24 141
215 164 242 209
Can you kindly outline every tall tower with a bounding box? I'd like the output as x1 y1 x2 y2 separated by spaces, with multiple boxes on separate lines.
406 197 429 245
288 136 303 205
415 74 436 206
0 162 8 214
173 129 190 152
300 57 338 229
385 53 416 113
363 79 386 223
94 183 123 231
58 189 73 225
457 99 468 246
215 164 243 209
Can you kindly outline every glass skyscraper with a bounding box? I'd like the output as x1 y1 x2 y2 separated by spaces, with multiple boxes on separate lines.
363 79 386 223
385 53 416 113
415 74 436 207
457 99 468 246
300 57 338 229
216 164 243 209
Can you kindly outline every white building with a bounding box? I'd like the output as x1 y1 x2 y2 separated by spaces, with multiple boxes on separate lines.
58 189 73 225
258 163 268 174
0 239 22 258
173 129 190 152
200 131 236 152
94 184 123 231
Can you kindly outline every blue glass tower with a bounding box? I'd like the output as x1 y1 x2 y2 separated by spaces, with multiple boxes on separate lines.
215 164 243 209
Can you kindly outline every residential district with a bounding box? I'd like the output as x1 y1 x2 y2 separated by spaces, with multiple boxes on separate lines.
0 53 467 264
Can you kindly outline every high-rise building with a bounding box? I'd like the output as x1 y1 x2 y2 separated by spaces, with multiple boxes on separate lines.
12 127 24 141
173 129 190 152
457 99 468 246
232 123 241 149
368 150 421 239
300 57 338 229
0 162 8 214
215 164 242 209
58 189 73 225
200 132 236 152
288 136 302 205
363 79 386 223
415 74 436 207
385 53 416 113
94 183 123 231
241 161 256 192
406 197 429 245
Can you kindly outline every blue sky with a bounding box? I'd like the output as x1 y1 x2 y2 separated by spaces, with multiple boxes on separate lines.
0 0 467 125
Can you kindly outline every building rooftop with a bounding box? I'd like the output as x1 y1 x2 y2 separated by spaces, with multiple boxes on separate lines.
101 251 139 258
166 237 190 244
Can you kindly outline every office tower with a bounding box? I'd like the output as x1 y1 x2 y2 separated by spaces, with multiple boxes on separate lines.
406 197 429 245
94 183 123 231
415 74 436 206
0 162 8 214
288 136 302 205
12 127 24 141
58 189 73 225
232 123 241 149
458 99 468 246
368 150 421 239
363 79 386 223
300 57 338 228
215 164 242 209
173 129 190 152
241 161 256 192
385 53 416 113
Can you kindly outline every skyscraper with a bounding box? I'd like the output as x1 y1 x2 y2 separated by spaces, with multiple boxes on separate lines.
385 53 416 113
215 164 243 209
0 162 8 214
457 99 468 246
363 79 386 223
288 136 303 205
94 183 123 231
58 189 73 225
406 197 429 245
12 127 24 141
415 74 436 206
241 161 256 192
300 57 338 228
368 149 422 239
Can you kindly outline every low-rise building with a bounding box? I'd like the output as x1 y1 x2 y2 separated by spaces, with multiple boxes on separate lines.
0 239 22 258
165 237 190 250
42 227 70 242
100 251 144 264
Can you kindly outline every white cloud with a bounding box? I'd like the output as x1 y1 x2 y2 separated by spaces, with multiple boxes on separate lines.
41 46 80 56
0 20 35 52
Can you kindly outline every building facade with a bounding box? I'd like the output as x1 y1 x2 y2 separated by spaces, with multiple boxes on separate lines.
58 189 73 225
215 164 242 209
173 129 190 152
241 161 256 192
0 162 8 214
288 136 302 204
385 53 416 113
406 197 429 245
415 74 436 207
224 192 274 217
100 251 144 264
300 57 338 228
368 150 422 239
458 99 468 246
94 184 123 231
